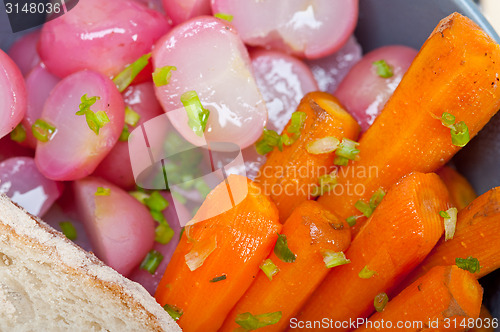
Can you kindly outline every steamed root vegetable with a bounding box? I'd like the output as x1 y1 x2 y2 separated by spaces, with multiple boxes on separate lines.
334 45 417 132
296 173 451 331
38 0 170 78
255 91 360 221
437 166 477 210
35 70 125 181
469 306 495 332
155 175 281 332
355 266 483 332
93 82 164 189
7 29 41 76
211 0 358 59
0 49 27 140
73 177 156 276
220 201 351 332
152 16 267 150
0 157 63 217
318 13 500 234
163 0 211 25
251 49 319 133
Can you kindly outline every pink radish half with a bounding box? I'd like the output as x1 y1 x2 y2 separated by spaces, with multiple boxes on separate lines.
0 157 63 217
7 30 41 77
152 16 267 149
335 45 417 132
163 0 211 25
211 0 358 59
251 49 318 133
73 177 156 276
38 0 171 78
0 49 27 140
35 70 125 181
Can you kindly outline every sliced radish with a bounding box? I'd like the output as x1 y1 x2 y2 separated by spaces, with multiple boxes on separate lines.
0 49 27 140
7 30 41 76
21 63 61 149
251 49 318 133
0 136 34 162
35 70 125 181
134 0 166 14
38 0 171 78
0 157 63 217
94 82 164 189
73 177 156 276
152 16 267 149
211 0 358 59
335 45 417 132
163 0 211 25
306 35 362 93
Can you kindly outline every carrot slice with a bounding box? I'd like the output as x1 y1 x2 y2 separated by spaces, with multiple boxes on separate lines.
318 13 500 234
437 166 477 210
255 91 360 222
356 266 483 332
468 306 495 332
219 201 351 332
295 172 451 330
154 175 281 332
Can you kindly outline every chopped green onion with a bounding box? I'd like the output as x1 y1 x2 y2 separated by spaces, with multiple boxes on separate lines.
163 304 183 321
235 311 282 330
95 187 111 196
311 171 338 197
113 53 152 92
346 216 357 227
124 106 141 127
255 112 306 155
150 209 167 225
77 94 100 113
374 292 389 312
256 129 281 155
373 60 393 78
209 274 227 283
355 200 373 218
75 94 109 135
180 90 210 137
144 191 169 212
153 66 177 87
32 119 56 142
214 12 233 22
288 111 307 134
354 189 386 219
369 188 386 210
359 265 376 279
140 250 164 274
155 222 175 244
441 112 456 127
119 125 130 142
335 138 360 160
455 256 480 274
260 259 280 280
274 234 296 263
129 191 150 204
10 123 26 143
334 156 349 166
306 136 340 154
59 221 77 240
322 250 350 268
451 121 470 147
441 207 458 241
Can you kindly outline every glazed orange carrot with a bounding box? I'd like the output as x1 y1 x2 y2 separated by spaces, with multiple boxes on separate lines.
255 91 360 222
355 266 483 332
437 166 477 210
219 201 351 332
155 175 282 332
401 187 500 289
318 13 500 234
469 306 495 332
294 173 451 331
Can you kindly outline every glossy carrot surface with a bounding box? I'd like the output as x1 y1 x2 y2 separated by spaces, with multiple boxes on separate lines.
437 166 477 210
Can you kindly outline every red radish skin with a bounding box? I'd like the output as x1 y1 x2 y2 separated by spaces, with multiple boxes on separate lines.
22 63 60 149
73 177 156 276
0 137 34 162
335 45 417 132
0 157 63 217
7 29 41 76
211 0 358 59
251 49 318 133
152 16 267 149
38 0 171 78
306 35 362 93
0 49 27 140
163 0 211 25
35 70 125 181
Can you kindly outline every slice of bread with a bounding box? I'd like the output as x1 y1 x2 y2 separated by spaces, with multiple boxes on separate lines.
0 194 181 332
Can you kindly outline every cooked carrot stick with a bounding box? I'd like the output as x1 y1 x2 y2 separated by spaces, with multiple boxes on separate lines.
437 166 477 210
255 91 360 222
318 13 500 234
355 266 483 332
469 306 495 332
154 175 282 332
219 200 351 332
400 187 500 289
294 173 452 331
